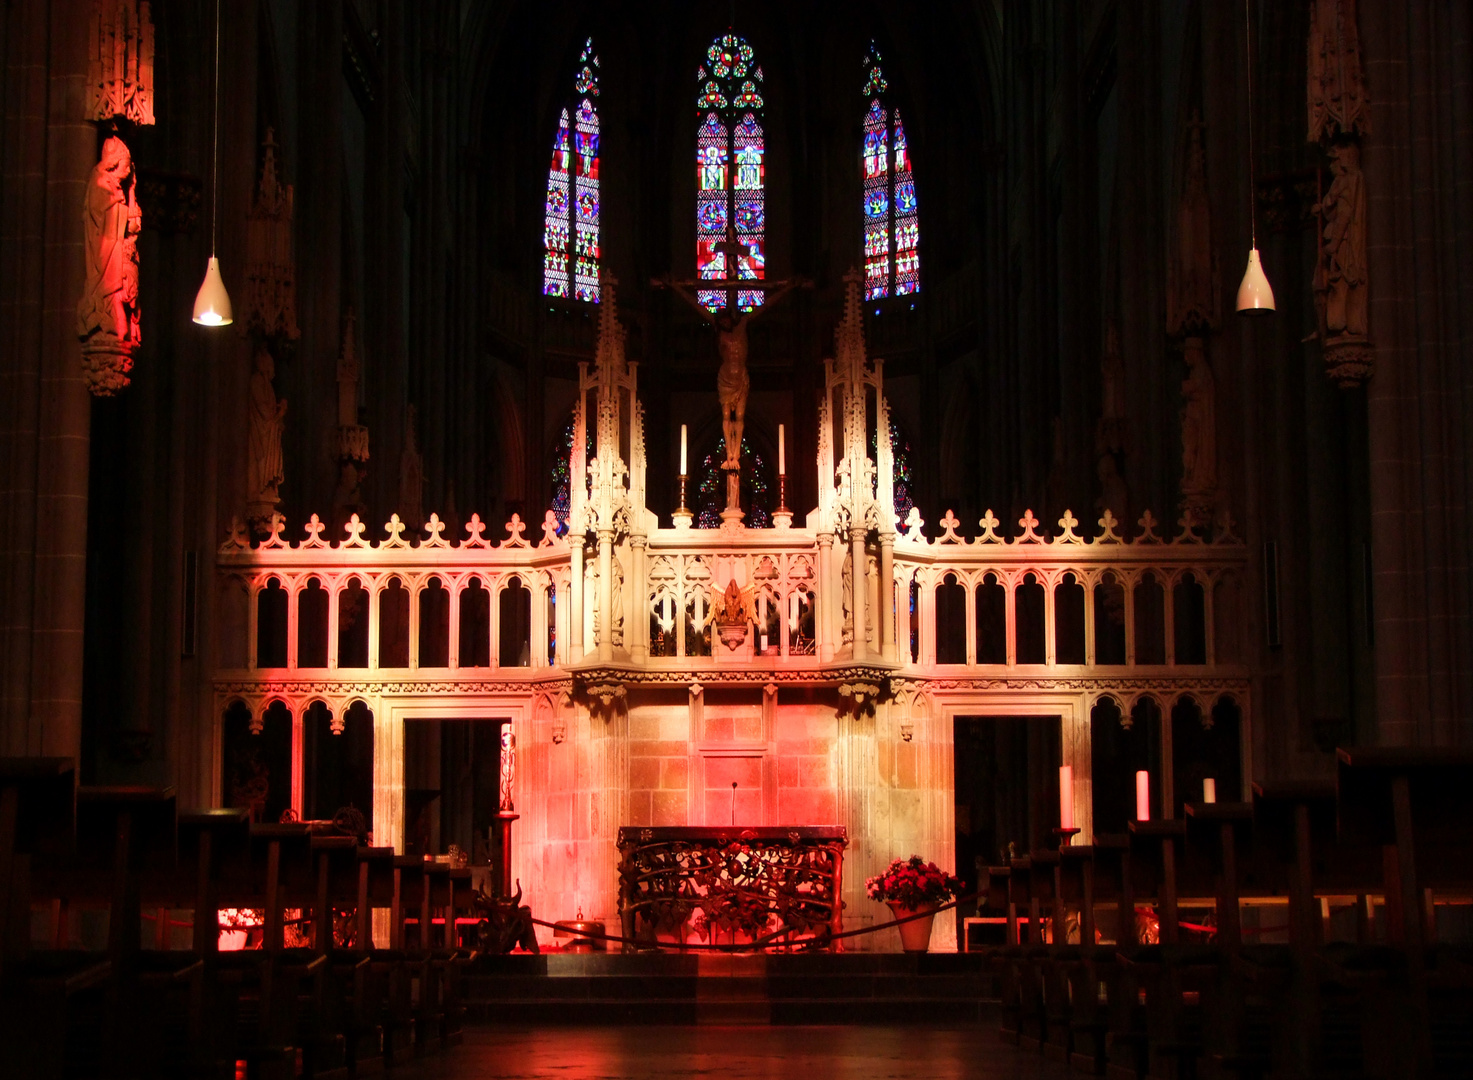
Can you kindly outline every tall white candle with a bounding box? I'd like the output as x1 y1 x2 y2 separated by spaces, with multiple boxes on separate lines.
1135 770 1151 821
789 591 799 631
662 594 671 626
778 423 786 475
1059 765 1074 831
1202 777 1217 804
680 425 687 475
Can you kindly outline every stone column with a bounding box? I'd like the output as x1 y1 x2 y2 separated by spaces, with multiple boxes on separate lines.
850 527 867 662
629 536 648 663
878 534 895 662
569 541 584 663
597 529 614 664
816 531 834 662
28 0 97 760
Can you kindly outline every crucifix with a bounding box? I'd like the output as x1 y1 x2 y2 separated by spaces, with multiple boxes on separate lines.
656 229 807 519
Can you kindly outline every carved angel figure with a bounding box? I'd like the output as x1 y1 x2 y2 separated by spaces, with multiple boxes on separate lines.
77 136 142 350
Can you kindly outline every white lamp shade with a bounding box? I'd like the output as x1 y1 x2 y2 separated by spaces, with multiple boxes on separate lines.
192 255 233 326
1235 247 1275 314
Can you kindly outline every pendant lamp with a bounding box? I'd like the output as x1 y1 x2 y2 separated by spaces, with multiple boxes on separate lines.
1236 0 1274 315
193 0 232 325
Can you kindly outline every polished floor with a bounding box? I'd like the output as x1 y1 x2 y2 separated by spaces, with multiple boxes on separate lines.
400 1025 1075 1079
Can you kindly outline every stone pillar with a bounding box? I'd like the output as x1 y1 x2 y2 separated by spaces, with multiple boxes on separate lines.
816 531 835 663
879 534 895 662
629 536 648 663
597 529 614 663
569 541 584 663
28 0 97 761
850 527 867 662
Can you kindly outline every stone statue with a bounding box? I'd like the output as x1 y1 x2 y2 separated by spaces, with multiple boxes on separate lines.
247 345 287 512
77 136 142 394
1167 114 1216 335
1180 341 1217 499
841 548 854 646
1307 0 1368 144
1313 141 1368 340
611 556 625 646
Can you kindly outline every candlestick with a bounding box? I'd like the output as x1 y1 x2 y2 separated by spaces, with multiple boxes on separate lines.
680 424 687 475
1202 777 1216 804
778 423 785 475
1059 765 1074 831
1135 770 1151 822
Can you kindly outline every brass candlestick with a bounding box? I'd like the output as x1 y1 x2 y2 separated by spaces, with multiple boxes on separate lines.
673 473 693 528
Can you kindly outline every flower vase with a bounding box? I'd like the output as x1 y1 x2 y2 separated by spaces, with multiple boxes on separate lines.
887 901 937 953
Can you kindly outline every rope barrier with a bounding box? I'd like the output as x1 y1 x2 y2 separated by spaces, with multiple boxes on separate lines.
521 892 984 953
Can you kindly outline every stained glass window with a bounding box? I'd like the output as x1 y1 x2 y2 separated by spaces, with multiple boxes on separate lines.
860 43 921 300
695 32 765 312
695 435 772 529
544 39 601 302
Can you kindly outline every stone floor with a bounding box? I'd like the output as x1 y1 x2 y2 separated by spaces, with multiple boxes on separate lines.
398 1025 1076 1079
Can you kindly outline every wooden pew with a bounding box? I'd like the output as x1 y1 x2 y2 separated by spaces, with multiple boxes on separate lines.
361 846 414 1065
1337 748 1473 1080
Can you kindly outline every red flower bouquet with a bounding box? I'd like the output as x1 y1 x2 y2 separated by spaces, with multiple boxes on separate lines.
865 855 963 908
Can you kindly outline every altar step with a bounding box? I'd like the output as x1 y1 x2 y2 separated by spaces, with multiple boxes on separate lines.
462 952 999 1025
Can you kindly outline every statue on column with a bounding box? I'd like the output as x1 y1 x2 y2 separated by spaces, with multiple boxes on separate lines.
246 344 287 528
77 136 142 396
1313 142 1368 340
1308 0 1373 386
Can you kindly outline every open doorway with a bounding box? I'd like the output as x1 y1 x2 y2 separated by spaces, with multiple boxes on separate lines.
404 718 507 882
953 715 1062 945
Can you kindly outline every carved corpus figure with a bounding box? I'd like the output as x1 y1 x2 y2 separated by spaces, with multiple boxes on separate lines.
499 727 516 812
246 345 288 526
78 135 142 395
657 269 805 509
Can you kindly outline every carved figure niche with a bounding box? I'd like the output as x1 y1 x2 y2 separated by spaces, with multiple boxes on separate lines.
378 578 410 668
1014 574 1046 665
1308 0 1372 386
975 573 1007 664
499 577 532 667
78 136 143 395
935 573 967 664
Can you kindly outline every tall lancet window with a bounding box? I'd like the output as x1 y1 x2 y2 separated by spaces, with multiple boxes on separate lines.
695 32 765 312
861 44 920 300
543 39 601 302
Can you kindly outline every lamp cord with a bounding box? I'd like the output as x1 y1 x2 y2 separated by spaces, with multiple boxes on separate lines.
1244 0 1258 249
211 0 221 256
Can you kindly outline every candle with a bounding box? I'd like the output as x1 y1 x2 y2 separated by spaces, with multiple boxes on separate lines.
662 594 672 627
1202 778 1217 804
778 423 786 475
680 425 687 475
1135 770 1151 821
789 591 799 631
1059 765 1074 831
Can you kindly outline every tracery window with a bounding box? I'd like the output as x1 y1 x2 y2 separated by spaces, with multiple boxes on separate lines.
861 44 920 300
543 39 601 302
695 32 766 312
695 435 772 529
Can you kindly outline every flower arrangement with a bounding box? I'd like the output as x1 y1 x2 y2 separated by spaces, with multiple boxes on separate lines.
866 855 964 909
